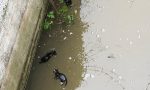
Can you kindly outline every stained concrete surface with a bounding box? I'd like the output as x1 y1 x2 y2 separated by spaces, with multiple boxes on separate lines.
0 0 48 90
79 0 150 90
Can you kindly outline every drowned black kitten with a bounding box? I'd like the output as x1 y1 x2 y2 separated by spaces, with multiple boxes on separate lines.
53 68 68 86
39 48 57 64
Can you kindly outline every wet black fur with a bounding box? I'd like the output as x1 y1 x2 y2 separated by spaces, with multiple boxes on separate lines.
39 49 57 64
64 0 72 7
53 69 68 86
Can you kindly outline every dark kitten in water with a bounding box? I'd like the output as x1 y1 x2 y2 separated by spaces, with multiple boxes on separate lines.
39 48 57 64
53 68 68 86
64 0 72 7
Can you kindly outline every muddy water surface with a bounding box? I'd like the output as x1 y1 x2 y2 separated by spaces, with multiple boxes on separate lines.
27 0 150 90
26 0 85 90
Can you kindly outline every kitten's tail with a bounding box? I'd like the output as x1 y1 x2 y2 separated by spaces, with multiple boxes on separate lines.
64 78 67 86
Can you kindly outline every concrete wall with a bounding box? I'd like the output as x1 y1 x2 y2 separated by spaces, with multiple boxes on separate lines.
0 0 48 90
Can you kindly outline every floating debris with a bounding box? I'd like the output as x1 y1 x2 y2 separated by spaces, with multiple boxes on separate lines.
68 57 72 60
38 45 41 47
64 37 67 40
70 32 73 35
74 10 77 14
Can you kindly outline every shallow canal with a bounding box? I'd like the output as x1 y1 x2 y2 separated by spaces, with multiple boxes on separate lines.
26 0 85 90
26 0 150 90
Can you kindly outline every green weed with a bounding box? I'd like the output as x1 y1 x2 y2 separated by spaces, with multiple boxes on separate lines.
43 1 75 30
43 11 55 30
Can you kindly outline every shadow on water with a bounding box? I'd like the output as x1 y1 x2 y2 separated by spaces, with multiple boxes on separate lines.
26 0 86 90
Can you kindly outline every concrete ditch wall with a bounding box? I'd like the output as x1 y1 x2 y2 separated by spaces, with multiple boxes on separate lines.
0 0 48 90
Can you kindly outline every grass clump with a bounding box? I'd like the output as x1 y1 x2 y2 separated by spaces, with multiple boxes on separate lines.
43 11 55 30
43 1 74 30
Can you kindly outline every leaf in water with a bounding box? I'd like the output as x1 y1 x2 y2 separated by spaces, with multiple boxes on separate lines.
47 11 55 19
67 15 74 24
58 5 68 15
43 21 50 30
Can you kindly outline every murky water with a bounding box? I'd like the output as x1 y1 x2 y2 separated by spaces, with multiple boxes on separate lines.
26 0 85 90
27 0 150 90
